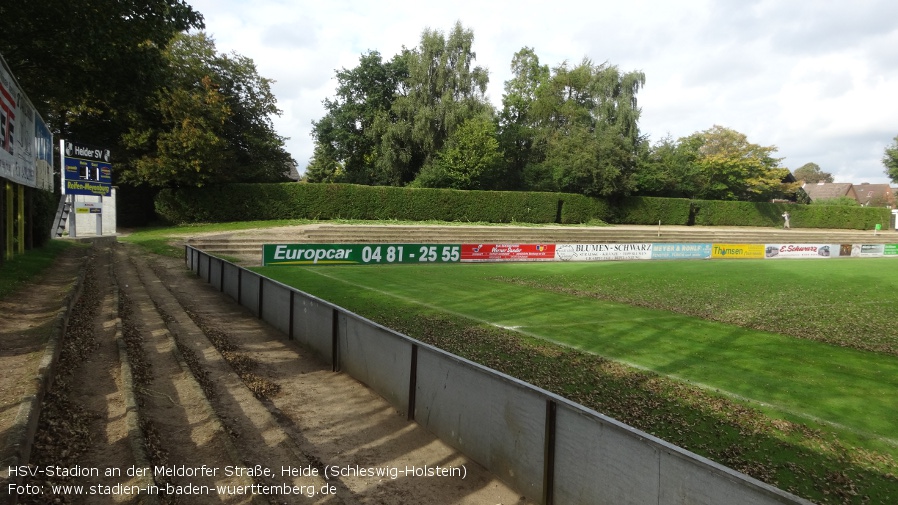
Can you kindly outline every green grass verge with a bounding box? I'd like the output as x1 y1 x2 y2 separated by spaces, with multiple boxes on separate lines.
0 240 73 299
255 260 898 505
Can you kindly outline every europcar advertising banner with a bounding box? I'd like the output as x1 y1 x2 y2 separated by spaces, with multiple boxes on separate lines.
764 244 834 259
461 243 555 262
0 53 53 190
263 244 461 266
555 243 653 261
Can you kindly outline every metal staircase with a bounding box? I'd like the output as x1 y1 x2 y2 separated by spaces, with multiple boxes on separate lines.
52 195 72 238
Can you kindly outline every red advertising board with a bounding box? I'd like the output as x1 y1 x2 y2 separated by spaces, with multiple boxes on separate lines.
461 243 556 262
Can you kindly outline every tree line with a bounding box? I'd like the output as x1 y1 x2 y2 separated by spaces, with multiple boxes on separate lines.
3 2 896 217
307 22 801 202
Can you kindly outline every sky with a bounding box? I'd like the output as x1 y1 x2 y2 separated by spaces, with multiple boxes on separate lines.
188 0 898 184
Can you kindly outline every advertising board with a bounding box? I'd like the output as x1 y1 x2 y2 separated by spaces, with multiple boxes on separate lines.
711 243 765 259
60 139 112 196
460 244 555 262
764 244 833 259
555 243 653 262
74 201 103 214
650 243 712 260
0 53 53 190
850 244 885 257
263 244 461 266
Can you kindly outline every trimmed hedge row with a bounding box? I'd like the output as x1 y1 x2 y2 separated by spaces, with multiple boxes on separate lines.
610 196 693 225
155 183 611 225
691 199 890 230
154 183 891 230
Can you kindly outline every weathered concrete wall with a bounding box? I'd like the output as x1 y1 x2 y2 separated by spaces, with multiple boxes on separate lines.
338 314 411 414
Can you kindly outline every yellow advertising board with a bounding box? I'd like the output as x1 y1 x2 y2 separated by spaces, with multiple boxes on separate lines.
711 243 765 259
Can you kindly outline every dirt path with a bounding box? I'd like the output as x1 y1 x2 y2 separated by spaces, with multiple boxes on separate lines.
1 240 529 505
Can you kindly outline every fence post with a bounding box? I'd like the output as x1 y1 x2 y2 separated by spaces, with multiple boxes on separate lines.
288 291 295 340
407 344 418 421
331 309 340 372
258 277 264 319
543 399 557 505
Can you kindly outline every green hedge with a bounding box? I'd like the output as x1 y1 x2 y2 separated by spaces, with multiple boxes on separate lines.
691 199 890 230
154 183 890 230
155 183 611 225
610 196 693 225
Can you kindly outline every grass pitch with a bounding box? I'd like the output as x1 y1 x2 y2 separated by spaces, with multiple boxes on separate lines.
257 258 898 503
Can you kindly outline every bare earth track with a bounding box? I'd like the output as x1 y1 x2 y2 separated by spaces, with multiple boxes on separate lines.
1 239 528 505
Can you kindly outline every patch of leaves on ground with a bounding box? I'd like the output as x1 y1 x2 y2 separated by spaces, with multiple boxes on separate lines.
491 275 898 357
118 291 153 398
143 256 281 400
20 264 101 504
183 307 281 400
117 280 180 504
378 309 897 505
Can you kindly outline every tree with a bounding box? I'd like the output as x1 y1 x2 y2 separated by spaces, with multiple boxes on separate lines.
793 162 833 183
124 76 232 187
884 135 898 184
378 22 492 184
678 126 793 201
122 33 294 187
309 22 492 186
524 58 646 196
413 115 502 189
635 135 702 197
0 0 203 143
497 47 550 189
309 50 408 184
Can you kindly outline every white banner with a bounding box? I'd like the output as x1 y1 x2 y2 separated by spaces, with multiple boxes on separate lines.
556 243 653 262
764 244 834 259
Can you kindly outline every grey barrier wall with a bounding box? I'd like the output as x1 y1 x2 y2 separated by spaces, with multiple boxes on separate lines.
223 262 240 301
414 346 547 500
340 314 412 414
291 294 335 363
185 246 813 505
261 279 292 334
239 270 262 317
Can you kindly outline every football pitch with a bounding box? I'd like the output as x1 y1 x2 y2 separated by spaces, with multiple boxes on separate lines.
255 257 898 496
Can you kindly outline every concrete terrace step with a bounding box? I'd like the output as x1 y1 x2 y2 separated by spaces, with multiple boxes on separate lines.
184 224 897 262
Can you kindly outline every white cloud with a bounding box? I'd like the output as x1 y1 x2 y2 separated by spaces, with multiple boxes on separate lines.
189 0 898 183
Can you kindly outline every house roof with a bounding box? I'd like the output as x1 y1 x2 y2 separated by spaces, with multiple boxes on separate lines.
853 183 894 206
801 182 855 201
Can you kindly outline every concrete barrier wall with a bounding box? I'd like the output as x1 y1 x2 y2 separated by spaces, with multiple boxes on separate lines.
291 292 335 362
184 247 812 505
261 279 292 334
208 257 224 290
554 404 663 504
239 270 262 317
197 252 210 284
223 263 240 301
339 314 411 414
414 346 546 500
